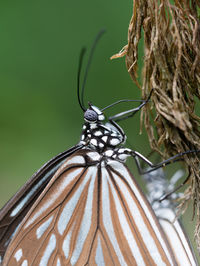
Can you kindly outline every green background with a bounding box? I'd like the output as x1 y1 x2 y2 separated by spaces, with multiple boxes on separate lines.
0 0 198 259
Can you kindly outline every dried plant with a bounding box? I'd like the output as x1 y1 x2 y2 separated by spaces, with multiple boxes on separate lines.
112 0 200 250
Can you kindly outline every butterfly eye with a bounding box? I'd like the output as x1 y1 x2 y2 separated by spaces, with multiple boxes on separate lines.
84 109 98 122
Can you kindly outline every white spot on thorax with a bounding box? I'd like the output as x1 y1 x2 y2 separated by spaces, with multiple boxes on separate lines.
94 131 103 136
90 123 97 129
105 122 123 135
90 139 97 146
110 138 120 146
98 115 104 121
102 136 108 142
99 143 104 148
14 248 22 262
104 150 114 157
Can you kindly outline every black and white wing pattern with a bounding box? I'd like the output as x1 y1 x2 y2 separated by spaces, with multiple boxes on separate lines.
3 149 177 266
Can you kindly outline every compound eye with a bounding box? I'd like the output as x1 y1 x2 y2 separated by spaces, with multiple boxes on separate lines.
84 109 98 122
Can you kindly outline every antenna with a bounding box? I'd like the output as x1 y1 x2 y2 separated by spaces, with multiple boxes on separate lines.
77 29 106 111
77 47 87 111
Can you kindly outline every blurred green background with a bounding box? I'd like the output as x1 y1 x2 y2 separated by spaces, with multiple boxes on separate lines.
0 0 199 259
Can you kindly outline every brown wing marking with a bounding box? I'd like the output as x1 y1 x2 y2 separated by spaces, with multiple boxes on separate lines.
3 150 177 266
0 144 83 261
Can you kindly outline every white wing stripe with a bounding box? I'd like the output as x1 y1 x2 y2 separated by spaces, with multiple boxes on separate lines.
108 176 145 266
36 215 54 239
64 156 85 167
160 218 196 266
102 168 127 266
62 228 73 259
95 236 105 266
173 220 196 265
56 258 61 266
70 167 97 264
10 165 62 217
113 172 166 266
111 161 174 265
39 234 56 266
25 168 83 229
57 167 92 235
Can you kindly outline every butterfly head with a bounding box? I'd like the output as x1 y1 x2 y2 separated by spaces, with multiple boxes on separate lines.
84 103 105 123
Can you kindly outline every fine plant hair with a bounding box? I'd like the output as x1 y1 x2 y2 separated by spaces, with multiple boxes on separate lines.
112 0 200 251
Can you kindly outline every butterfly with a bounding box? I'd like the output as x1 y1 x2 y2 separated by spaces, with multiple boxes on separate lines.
142 167 198 265
1 31 199 265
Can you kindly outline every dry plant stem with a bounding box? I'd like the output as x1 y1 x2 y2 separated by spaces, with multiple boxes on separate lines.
112 0 200 250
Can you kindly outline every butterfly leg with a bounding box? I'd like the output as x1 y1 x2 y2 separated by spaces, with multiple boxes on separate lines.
159 169 191 201
108 89 153 123
130 149 200 175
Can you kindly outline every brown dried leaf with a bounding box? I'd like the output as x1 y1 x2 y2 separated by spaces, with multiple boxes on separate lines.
113 0 200 250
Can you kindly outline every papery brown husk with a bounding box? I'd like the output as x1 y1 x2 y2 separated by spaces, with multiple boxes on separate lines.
112 0 200 251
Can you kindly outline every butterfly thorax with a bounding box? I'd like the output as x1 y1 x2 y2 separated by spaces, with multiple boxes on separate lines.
79 104 130 162
80 122 124 148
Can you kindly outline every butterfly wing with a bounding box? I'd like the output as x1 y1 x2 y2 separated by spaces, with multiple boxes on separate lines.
142 168 198 265
3 149 176 266
156 208 198 265
0 144 83 262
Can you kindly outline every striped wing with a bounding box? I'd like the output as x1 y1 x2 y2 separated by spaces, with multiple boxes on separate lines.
156 208 198 265
3 149 176 265
142 169 198 266
0 144 83 262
